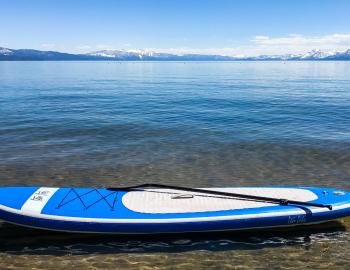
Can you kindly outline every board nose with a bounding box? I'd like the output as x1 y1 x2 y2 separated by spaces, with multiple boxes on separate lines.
0 187 5 206
0 187 40 210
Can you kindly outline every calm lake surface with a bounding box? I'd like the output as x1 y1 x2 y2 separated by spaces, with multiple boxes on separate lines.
0 61 350 269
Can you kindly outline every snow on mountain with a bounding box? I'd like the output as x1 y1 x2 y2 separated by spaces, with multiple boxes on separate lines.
1 46 350 61
245 49 350 60
87 49 176 60
325 49 350 60
300 49 337 59
0 47 14 55
88 49 144 59
88 51 117 58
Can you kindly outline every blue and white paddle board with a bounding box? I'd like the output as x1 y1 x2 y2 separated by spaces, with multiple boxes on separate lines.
0 186 349 234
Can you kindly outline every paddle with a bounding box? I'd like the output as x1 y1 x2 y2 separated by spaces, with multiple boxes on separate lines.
108 183 333 210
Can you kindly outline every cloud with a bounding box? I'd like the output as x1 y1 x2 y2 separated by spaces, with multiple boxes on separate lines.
72 33 350 56
95 44 114 50
76 45 92 51
253 35 270 41
252 34 350 46
75 44 118 52
134 34 350 56
41 43 56 49
249 34 350 54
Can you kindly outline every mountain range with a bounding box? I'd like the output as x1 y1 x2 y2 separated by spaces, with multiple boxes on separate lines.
1 47 350 61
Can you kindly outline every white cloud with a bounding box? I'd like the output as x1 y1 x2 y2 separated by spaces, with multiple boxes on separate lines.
76 45 92 51
41 43 56 49
249 34 350 55
252 34 350 47
253 35 270 41
131 34 350 56
95 44 114 50
72 34 350 56
75 44 119 52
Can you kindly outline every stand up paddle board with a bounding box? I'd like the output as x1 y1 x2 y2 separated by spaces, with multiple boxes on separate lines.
0 184 349 234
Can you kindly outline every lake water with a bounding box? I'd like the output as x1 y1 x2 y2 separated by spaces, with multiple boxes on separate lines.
0 61 350 269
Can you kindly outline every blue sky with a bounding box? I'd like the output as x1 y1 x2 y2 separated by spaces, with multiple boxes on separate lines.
1 0 350 56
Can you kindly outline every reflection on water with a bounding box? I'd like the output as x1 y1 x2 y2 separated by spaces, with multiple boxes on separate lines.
0 220 349 269
0 222 347 256
1 61 350 269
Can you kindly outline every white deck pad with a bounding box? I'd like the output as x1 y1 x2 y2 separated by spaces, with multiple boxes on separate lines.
21 187 59 213
122 188 318 214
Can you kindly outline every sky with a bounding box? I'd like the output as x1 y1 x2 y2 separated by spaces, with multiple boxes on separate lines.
1 0 350 56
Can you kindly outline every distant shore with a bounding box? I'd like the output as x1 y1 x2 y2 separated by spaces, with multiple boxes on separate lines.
1 47 350 61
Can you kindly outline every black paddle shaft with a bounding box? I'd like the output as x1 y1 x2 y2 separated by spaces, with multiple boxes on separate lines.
108 183 333 210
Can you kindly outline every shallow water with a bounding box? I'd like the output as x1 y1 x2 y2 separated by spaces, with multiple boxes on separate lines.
0 61 350 269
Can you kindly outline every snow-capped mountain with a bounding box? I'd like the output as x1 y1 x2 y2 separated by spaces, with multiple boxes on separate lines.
0 47 13 55
87 49 175 60
236 49 350 60
238 49 350 61
1 46 350 61
87 49 233 60
325 49 350 60
300 49 337 59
